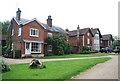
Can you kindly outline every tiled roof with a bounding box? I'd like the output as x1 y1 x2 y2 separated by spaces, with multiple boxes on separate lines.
12 17 68 34
101 34 114 40
68 28 93 36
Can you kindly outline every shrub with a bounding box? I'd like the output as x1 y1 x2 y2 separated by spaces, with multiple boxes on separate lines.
0 60 11 72
82 46 90 51
80 51 99 54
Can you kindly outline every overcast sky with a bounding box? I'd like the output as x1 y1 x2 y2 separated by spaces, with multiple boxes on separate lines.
0 0 119 36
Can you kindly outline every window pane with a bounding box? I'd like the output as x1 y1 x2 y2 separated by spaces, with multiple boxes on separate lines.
48 33 52 37
31 43 40 52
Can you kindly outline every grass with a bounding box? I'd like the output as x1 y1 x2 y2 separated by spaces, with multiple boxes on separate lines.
2 57 111 80
35 53 112 59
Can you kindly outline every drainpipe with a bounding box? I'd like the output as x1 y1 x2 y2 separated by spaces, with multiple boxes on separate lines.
20 24 23 58
83 36 84 46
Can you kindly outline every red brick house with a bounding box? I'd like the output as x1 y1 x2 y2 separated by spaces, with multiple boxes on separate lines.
68 26 94 53
7 8 68 57
100 34 114 49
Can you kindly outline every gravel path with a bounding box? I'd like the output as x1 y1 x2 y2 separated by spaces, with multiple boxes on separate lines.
2 55 113 64
70 55 118 79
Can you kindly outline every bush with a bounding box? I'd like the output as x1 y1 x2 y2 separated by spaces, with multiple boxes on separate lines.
82 46 90 51
0 60 11 72
80 51 99 54
64 43 71 54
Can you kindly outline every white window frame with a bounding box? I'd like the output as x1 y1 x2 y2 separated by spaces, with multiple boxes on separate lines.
48 33 53 37
48 45 52 51
11 43 13 50
87 38 90 44
31 42 41 53
30 28 39 37
12 29 14 36
18 28 22 36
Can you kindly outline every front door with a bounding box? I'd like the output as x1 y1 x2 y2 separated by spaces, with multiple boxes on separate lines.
25 42 31 54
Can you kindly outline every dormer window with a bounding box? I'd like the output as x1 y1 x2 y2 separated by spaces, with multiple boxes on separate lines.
30 28 39 37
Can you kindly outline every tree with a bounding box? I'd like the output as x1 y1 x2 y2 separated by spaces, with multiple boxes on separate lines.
113 40 120 47
46 33 71 55
0 21 2 34
1 21 10 35
113 35 120 40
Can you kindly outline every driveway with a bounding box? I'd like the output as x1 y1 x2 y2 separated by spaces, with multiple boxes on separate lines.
70 55 118 79
2 55 114 64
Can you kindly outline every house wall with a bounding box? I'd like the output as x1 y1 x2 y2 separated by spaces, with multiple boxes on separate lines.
93 33 100 51
22 21 45 40
68 36 78 46
84 31 93 47
101 40 113 48
11 19 21 51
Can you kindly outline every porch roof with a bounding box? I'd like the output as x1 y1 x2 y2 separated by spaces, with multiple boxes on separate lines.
23 39 44 43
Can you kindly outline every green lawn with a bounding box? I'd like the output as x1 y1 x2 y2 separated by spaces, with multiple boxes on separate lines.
2 57 111 80
35 53 111 59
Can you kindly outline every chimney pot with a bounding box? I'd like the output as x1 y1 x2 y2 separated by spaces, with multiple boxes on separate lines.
16 8 21 20
47 15 52 27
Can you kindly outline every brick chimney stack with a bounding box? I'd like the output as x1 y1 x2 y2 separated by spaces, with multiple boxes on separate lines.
77 25 80 53
16 8 21 20
47 15 52 27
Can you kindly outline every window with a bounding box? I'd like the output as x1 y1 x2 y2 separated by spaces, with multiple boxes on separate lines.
12 29 14 36
11 43 13 50
111 41 113 45
48 33 52 37
48 45 52 51
30 28 39 37
87 32 90 36
18 28 21 36
31 43 41 52
95 34 99 40
87 38 90 44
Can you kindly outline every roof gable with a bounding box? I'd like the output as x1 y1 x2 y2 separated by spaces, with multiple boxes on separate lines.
68 28 94 37
91 28 102 38
101 34 114 41
9 17 68 34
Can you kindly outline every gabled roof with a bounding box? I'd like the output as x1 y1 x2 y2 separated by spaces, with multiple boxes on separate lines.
91 28 102 38
8 17 68 34
101 34 114 41
68 28 94 37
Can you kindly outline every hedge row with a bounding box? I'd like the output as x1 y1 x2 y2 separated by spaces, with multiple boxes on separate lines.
80 51 99 54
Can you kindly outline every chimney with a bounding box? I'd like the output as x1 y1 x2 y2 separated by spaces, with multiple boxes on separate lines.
65 29 69 32
77 25 80 52
16 8 21 20
77 25 80 38
47 15 52 27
